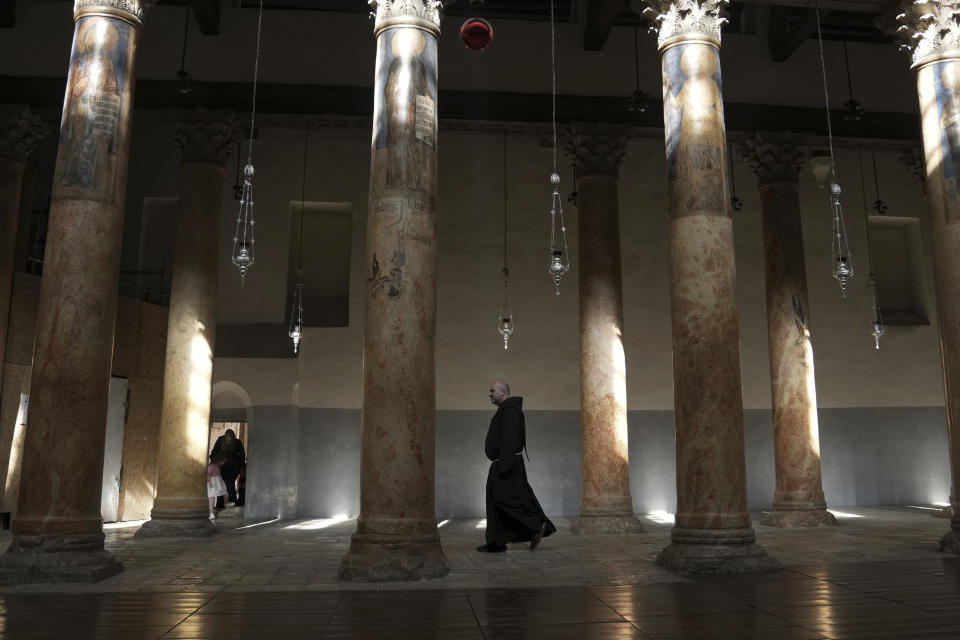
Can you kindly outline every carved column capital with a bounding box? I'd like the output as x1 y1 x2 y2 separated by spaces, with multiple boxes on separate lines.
171 109 239 167
897 1 960 66
640 0 729 49
74 0 157 23
369 0 445 36
566 122 630 178
0 105 49 167
740 131 809 185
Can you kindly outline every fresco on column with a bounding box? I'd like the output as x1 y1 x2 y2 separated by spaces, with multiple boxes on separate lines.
54 16 133 203
934 59 960 224
368 27 438 301
662 43 727 218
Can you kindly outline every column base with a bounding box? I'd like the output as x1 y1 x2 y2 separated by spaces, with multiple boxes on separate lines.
761 508 837 528
939 518 960 554
339 532 449 582
134 507 217 538
656 527 780 575
0 533 122 584
570 514 645 535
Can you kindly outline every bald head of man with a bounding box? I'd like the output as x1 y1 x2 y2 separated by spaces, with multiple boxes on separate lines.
488 380 510 406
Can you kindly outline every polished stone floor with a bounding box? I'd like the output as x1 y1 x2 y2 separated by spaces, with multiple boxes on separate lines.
0 506 958 638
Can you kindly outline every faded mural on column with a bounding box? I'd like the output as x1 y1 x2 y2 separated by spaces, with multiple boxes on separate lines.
662 43 727 218
934 58 960 224
55 16 132 199
367 27 438 300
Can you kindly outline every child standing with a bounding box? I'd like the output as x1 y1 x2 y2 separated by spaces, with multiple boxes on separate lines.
207 453 228 519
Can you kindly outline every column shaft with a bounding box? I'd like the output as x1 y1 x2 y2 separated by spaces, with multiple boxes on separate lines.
0 3 143 583
567 122 643 535
915 55 960 551
340 2 448 581
137 111 235 538
0 106 47 424
643 6 776 571
743 133 836 528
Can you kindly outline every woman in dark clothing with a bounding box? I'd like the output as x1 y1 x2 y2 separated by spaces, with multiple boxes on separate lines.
478 380 556 552
210 428 245 506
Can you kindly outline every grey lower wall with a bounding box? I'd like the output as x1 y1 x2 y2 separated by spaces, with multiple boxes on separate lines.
237 406 951 520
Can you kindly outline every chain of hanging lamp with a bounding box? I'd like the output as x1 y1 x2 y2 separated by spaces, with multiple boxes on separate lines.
499 131 514 350
815 6 853 297
547 0 570 295
288 124 308 355
231 0 265 285
858 152 885 349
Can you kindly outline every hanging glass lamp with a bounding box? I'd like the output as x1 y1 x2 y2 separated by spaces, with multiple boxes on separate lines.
830 182 853 296
288 268 304 354
548 172 570 295
232 163 256 285
498 267 514 350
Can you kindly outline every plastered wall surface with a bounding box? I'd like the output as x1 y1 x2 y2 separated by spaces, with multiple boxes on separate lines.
237 406 950 520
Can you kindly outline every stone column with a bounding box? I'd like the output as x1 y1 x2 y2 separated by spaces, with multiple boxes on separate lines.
0 1 147 584
566 122 644 535
898 2 960 553
339 0 448 581
136 110 237 538
641 0 777 574
0 106 47 398
741 132 837 528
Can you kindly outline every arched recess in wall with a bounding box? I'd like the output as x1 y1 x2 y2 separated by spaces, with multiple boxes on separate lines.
211 380 252 424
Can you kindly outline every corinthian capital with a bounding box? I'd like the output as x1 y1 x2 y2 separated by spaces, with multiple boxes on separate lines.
897 1 960 65
640 0 729 48
566 122 631 177
740 132 809 185
74 0 157 22
0 105 50 166
172 110 240 167
369 0 445 34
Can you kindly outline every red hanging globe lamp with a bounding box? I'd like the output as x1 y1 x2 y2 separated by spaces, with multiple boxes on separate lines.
460 17 493 51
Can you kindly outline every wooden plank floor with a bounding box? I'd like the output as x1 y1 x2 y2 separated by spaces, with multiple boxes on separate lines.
1 557 958 639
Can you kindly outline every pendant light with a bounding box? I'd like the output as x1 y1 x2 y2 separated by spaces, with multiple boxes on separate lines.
498 132 514 350
628 26 650 114
546 0 570 295
841 41 864 122
815 8 854 297
231 0 265 285
858 151 885 349
288 124 308 355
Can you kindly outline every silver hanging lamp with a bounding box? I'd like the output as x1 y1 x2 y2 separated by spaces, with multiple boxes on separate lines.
815 7 854 297
288 124 309 355
232 0 265 285
858 151 885 349
498 132 514 349
546 0 570 295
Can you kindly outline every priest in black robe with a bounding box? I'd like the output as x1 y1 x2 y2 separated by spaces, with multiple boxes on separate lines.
477 380 557 552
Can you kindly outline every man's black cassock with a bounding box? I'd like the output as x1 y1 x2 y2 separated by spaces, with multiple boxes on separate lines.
484 396 557 546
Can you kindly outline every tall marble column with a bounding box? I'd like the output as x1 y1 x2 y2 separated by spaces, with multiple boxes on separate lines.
741 132 836 528
0 106 47 400
0 0 147 584
339 0 448 581
136 110 237 538
642 0 777 574
898 2 960 553
566 122 644 535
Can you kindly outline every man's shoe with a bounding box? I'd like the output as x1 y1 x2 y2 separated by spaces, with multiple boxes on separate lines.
529 521 547 551
476 543 507 553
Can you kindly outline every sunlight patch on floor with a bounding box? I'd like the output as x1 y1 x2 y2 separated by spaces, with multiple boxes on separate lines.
645 511 675 524
283 514 350 530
